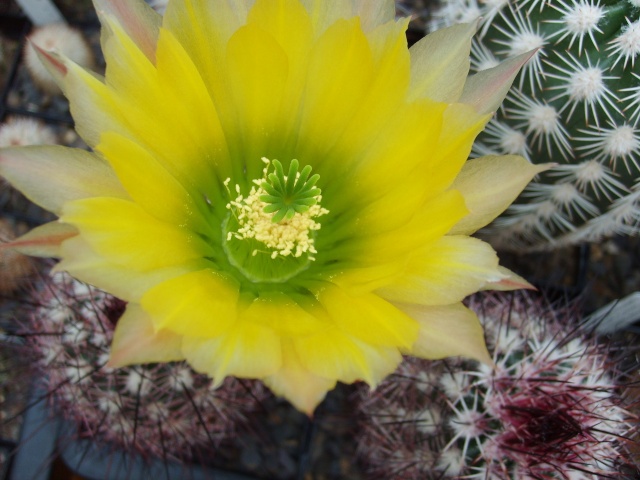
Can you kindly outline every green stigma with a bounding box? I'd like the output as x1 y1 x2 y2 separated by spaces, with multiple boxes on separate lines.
260 158 321 223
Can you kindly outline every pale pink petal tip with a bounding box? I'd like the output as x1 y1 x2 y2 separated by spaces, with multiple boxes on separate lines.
0 222 78 258
108 304 184 368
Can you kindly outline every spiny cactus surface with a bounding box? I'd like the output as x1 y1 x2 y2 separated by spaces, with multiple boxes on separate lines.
24 272 269 462
356 292 636 479
432 0 640 250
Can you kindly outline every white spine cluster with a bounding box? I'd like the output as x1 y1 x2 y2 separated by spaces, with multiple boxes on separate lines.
0 117 57 147
431 0 640 250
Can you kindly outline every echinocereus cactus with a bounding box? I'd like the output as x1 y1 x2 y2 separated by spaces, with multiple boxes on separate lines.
431 0 640 250
356 292 637 479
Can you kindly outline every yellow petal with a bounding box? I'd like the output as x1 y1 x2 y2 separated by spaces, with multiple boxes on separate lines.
225 23 290 163
163 0 251 110
97 132 211 232
350 189 468 263
31 46 66 90
108 303 184 368
332 102 484 228
300 17 410 169
324 262 405 294
400 302 492 365
300 0 395 35
337 101 443 220
0 146 127 215
154 27 232 185
241 292 325 337
140 269 239 337
351 0 396 31
314 283 418 348
94 0 160 62
408 22 476 103
248 0 313 65
322 190 468 290
449 155 553 235
182 321 282 383
377 236 505 306
427 104 492 194
245 0 313 150
3 221 77 258
61 197 213 271
100 19 225 192
295 331 401 386
352 17 410 130
63 61 124 148
296 17 374 165
55 235 198 302
263 340 336 416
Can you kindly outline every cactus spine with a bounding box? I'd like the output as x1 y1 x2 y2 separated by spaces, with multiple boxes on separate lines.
431 0 640 250
24 272 269 462
356 292 636 479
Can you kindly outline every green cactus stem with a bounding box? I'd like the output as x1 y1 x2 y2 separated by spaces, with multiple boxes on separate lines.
431 0 640 250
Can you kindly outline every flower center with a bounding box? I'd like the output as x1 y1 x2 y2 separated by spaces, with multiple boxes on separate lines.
222 158 328 283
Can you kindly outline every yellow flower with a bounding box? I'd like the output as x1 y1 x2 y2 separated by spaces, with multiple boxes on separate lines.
0 0 547 414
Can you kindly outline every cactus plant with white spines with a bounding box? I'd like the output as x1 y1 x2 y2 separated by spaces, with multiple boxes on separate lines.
431 0 640 250
0 117 57 148
356 292 637 479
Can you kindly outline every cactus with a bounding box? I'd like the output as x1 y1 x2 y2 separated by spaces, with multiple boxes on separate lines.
356 292 637 479
0 117 60 215
23 272 270 463
0 117 57 148
430 0 640 250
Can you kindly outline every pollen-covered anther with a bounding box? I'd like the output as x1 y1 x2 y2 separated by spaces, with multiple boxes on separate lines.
225 158 328 260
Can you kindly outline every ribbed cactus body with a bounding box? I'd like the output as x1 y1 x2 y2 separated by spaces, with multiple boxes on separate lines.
432 0 640 250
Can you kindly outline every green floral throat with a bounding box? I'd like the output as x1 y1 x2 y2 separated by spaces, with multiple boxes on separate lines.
222 158 328 283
